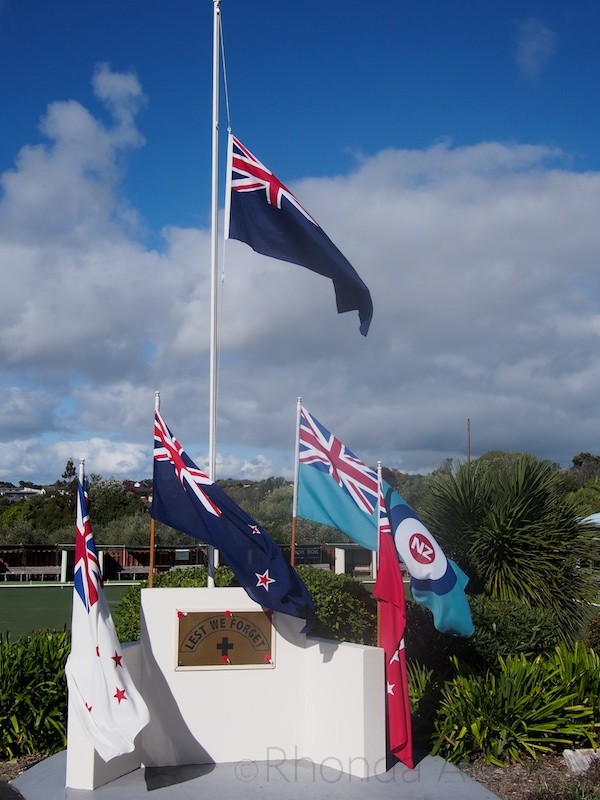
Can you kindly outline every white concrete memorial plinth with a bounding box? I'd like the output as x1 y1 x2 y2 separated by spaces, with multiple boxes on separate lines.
66 586 386 790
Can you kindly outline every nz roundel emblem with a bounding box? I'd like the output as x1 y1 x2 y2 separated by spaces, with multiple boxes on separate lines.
394 515 447 580
408 532 436 565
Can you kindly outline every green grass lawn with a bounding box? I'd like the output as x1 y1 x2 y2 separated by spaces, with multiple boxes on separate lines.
0 583 133 640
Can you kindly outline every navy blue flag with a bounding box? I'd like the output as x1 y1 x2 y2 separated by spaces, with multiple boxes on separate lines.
226 134 373 336
151 410 315 624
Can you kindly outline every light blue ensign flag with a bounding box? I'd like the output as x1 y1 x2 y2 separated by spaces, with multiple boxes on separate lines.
297 406 474 637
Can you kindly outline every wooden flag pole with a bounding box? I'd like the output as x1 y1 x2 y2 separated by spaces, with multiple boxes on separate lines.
290 516 297 567
148 390 160 588
376 461 382 647
148 518 155 588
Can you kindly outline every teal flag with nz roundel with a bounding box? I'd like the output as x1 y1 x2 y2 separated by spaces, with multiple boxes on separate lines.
297 406 474 637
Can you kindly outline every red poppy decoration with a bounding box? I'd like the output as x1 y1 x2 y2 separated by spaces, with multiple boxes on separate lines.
224 610 233 618
176 610 186 618
264 654 273 665
265 609 274 618
220 655 231 665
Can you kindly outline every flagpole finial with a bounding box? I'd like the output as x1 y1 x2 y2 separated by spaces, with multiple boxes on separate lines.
154 391 160 411
78 459 85 483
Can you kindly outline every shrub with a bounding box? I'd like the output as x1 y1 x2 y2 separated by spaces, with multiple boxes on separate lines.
406 660 448 751
585 614 600 652
433 643 600 766
404 600 455 675
0 630 70 759
297 566 377 644
406 661 434 716
405 593 569 683
424 454 598 641
152 565 235 589
453 596 563 673
114 565 237 642
551 642 600 730
114 565 376 645
113 584 144 643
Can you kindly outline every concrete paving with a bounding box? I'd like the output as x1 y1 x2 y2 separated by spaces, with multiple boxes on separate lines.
11 750 500 800
0 782 22 800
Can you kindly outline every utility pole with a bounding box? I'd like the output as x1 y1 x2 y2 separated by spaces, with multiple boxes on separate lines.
467 418 471 467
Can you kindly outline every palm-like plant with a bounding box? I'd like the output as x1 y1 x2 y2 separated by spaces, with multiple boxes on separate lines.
422 453 598 640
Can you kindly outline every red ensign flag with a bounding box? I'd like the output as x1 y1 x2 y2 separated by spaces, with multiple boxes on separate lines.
373 476 413 769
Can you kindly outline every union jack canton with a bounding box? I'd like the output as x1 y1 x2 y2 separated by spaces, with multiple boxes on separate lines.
299 406 378 515
230 136 317 224
73 481 101 611
154 410 221 518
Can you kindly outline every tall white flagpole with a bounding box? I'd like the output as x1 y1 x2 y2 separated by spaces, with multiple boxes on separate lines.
290 397 302 566
207 0 221 588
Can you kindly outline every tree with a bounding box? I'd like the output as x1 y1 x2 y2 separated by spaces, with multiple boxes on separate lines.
382 467 428 514
218 477 288 517
95 514 153 546
568 479 600 519
0 504 35 544
28 484 77 534
87 479 143 526
422 451 598 640
254 485 293 543
61 459 76 482
568 452 600 490
253 483 347 545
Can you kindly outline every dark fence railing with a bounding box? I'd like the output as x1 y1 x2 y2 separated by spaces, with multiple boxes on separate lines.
0 543 348 581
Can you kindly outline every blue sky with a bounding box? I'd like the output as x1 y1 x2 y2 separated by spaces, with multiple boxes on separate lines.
1 0 600 485
4 1 599 231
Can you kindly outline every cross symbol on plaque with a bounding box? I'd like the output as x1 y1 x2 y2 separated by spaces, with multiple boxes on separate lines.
216 636 234 658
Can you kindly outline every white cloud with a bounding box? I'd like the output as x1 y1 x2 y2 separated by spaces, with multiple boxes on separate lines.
515 18 556 81
53 437 149 478
91 63 146 143
1 69 600 484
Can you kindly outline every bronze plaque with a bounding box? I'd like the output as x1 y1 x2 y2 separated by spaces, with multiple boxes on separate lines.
177 610 273 669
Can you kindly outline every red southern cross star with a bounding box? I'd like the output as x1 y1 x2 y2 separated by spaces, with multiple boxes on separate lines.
85 703 93 713
255 569 276 591
95 645 100 657
249 524 261 535
114 687 127 704
112 651 123 667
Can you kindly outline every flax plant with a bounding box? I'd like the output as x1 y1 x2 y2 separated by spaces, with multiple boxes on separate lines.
423 454 598 640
